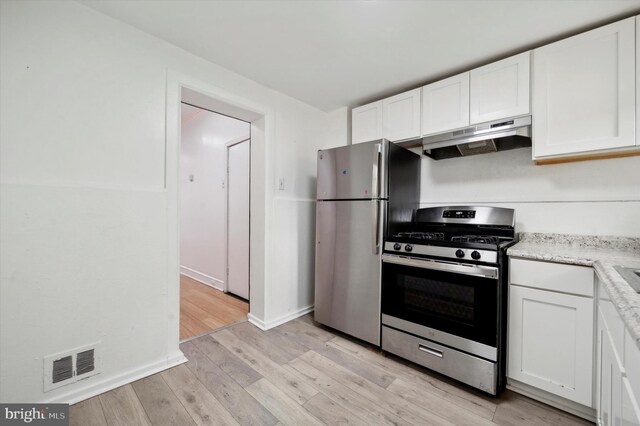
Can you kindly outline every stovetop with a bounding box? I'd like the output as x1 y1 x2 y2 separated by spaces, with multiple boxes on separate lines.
387 230 514 251
390 231 511 247
384 206 517 263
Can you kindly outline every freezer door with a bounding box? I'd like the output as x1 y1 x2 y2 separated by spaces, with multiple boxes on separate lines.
317 140 388 200
314 199 385 345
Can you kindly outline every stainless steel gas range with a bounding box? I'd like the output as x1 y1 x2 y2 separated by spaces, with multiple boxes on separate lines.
381 206 516 395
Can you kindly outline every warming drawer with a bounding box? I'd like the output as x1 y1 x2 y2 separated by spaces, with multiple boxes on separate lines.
381 325 497 394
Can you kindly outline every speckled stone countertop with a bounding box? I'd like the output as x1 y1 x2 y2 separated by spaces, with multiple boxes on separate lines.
507 233 640 350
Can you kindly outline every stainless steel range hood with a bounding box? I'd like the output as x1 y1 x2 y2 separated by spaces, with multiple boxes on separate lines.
405 116 532 160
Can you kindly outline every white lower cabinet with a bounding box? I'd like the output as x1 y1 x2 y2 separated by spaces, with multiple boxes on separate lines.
507 260 640 422
598 316 624 426
597 275 640 426
508 281 594 406
623 378 640 426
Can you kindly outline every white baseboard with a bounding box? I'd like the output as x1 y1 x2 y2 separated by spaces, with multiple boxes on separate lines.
248 305 314 331
180 265 224 291
46 351 188 405
507 379 596 422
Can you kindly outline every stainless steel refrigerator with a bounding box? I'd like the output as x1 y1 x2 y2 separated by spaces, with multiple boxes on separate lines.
314 139 420 345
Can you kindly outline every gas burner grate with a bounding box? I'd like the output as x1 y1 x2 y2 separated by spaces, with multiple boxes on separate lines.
395 232 445 241
451 235 502 244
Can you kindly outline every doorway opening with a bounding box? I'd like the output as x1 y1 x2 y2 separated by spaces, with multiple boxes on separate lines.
179 101 251 341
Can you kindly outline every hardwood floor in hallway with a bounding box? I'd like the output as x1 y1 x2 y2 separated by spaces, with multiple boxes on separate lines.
180 275 249 340
70 315 593 426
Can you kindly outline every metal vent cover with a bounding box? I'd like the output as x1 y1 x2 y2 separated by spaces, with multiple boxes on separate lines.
52 356 73 384
457 139 497 156
44 342 101 392
76 349 95 376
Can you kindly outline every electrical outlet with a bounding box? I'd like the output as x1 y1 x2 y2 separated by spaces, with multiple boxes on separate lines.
278 178 285 190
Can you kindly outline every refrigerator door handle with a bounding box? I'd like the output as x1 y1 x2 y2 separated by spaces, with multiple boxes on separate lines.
371 143 381 198
372 200 380 254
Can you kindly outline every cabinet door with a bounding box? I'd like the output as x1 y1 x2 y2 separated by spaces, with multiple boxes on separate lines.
383 88 421 142
508 285 594 406
622 378 640 426
352 101 383 144
533 17 636 158
469 52 530 124
599 324 624 426
422 73 470 136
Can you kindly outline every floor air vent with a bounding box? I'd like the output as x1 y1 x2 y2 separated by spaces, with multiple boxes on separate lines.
44 343 101 392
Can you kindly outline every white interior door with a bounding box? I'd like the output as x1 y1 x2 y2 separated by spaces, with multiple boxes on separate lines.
226 139 250 300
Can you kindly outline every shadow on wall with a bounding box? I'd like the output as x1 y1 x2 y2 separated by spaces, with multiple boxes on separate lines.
298 198 317 310
296 175 316 311
420 147 640 203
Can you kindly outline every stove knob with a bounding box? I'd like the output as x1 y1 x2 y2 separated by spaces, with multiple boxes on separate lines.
471 251 481 260
455 249 465 258
405 244 413 252
393 243 402 251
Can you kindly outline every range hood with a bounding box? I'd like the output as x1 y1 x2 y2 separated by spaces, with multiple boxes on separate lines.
402 116 532 160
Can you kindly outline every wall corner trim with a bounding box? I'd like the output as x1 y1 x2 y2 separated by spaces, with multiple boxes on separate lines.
248 305 314 331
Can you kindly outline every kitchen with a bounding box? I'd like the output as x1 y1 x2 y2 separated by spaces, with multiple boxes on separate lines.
1 1 639 425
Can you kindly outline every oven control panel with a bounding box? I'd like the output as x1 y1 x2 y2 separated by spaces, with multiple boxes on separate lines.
383 242 497 264
443 210 476 219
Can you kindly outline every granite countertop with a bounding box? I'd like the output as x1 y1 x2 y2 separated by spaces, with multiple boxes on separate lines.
507 233 640 350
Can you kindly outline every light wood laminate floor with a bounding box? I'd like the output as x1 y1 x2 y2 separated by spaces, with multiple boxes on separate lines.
180 275 249 340
71 315 593 426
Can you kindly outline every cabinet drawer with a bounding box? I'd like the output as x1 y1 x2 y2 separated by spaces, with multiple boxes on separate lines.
510 258 594 297
381 326 497 394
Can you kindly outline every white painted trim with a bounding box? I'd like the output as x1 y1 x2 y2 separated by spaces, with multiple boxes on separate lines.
0 180 165 192
46 352 187 405
248 305 314 331
179 265 224 291
166 69 274 359
507 379 596 422
226 136 251 148
226 138 251 298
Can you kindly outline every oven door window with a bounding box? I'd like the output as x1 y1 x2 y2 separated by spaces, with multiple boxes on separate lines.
382 261 498 347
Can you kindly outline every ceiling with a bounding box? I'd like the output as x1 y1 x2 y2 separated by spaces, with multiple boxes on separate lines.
79 1 640 112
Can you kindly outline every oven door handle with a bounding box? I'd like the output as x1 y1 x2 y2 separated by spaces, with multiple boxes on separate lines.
382 254 499 279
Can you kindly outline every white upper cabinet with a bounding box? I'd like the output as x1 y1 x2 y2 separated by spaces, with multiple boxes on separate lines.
422 72 470 136
352 100 383 144
533 17 636 159
469 52 530 125
383 88 422 142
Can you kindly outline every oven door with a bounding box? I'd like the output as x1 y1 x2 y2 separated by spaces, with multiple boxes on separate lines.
381 254 499 357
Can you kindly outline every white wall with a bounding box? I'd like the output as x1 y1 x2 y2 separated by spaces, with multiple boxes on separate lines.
0 0 330 403
179 104 249 288
419 148 640 237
